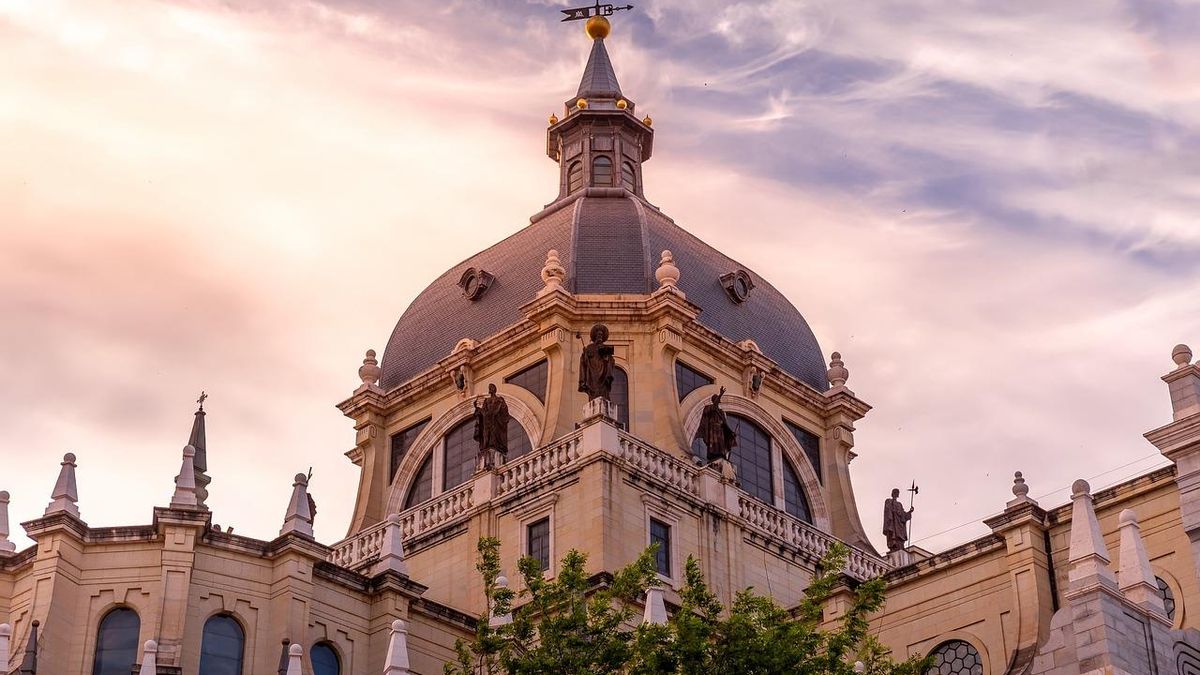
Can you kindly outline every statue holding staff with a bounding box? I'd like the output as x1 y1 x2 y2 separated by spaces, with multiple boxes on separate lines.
474 383 510 469
698 386 737 463
578 323 615 401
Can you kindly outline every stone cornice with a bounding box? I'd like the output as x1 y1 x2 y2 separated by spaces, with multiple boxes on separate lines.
1145 411 1200 457
1045 465 1177 524
983 500 1049 533
883 533 1007 584
21 511 90 540
0 545 36 572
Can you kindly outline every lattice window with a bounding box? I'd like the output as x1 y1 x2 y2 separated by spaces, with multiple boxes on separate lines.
505 360 549 404
650 518 671 576
527 517 551 570
784 419 822 484
621 161 636 191
782 459 812 524
1157 576 1177 621
926 640 983 675
390 419 429 482
567 161 583 192
611 366 630 429
443 418 477 491
730 414 773 505
592 155 613 186
404 454 433 509
675 360 714 402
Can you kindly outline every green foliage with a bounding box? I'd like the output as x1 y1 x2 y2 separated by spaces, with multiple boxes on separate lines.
448 539 929 675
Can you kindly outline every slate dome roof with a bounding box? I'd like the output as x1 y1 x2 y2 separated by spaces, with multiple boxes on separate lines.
379 194 829 392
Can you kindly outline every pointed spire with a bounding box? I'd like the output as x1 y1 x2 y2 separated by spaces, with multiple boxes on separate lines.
44 453 80 519
1066 479 1118 592
0 623 11 674
642 587 668 625
17 620 37 674
369 514 409 577
169 446 200 509
138 640 157 675
383 619 411 675
576 35 622 100
280 473 314 537
1117 509 1168 618
190 393 211 508
0 490 15 553
286 643 303 675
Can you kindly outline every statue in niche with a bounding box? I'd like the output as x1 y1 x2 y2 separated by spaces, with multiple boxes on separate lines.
473 383 510 469
882 488 914 552
698 386 737 463
577 323 615 401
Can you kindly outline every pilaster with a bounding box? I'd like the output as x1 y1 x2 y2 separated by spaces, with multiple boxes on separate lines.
150 507 210 669
983 490 1053 672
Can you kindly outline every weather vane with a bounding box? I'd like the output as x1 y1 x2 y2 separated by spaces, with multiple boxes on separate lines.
561 0 634 22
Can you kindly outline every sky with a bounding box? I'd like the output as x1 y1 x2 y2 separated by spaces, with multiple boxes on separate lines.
0 0 1197 556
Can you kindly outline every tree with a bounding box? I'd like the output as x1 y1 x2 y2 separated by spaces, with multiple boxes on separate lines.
448 538 928 675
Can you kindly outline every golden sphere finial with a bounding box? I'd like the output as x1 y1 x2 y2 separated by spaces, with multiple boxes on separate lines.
585 16 611 40
642 114 653 127
616 99 628 110
549 113 559 125
576 98 588 110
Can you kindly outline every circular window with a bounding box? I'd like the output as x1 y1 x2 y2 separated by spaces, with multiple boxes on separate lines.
1156 576 1177 621
926 640 983 675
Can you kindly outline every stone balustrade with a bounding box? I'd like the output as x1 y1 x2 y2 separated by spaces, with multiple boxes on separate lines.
329 419 889 581
738 495 890 580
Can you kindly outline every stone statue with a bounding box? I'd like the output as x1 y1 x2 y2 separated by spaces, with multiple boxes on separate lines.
473 384 510 469
698 386 737 462
882 488 913 552
578 323 615 401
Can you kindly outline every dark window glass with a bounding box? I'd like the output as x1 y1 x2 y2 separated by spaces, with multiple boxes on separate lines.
1156 576 1177 621
311 642 340 675
390 419 429 482
610 367 630 430
650 519 671 576
567 161 583 193
199 614 244 675
621 161 636 191
505 360 549 404
404 454 434 509
782 460 812 523
784 420 822 484
674 361 714 402
926 640 983 675
527 518 551 571
505 417 534 462
592 156 613 186
729 415 773 505
92 607 139 675
443 418 476 491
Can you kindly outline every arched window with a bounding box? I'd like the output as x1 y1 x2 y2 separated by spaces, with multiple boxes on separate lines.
199 614 244 675
92 607 139 675
621 161 636 191
567 161 583 193
592 156 613 186
311 642 341 675
674 360 713 402
610 367 630 430
926 640 982 675
404 453 433 508
442 415 535 492
505 417 534 461
782 459 812 523
729 415 773 505
1156 576 1177 621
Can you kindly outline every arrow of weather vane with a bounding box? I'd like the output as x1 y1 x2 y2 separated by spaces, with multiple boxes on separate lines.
561 0 634 22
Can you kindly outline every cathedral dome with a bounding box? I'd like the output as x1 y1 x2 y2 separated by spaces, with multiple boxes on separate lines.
379 194 829 392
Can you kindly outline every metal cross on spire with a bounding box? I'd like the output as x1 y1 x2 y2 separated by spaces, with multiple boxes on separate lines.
561 0 634 22
196 390 208 411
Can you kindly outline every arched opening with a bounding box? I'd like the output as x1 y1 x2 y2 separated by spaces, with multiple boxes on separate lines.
782 459 812 523
567 161 583 193
592 156 613 186
621 161 636 191
199 614 245 675
311 642 341 675
401 413 537 503
92 607 140 675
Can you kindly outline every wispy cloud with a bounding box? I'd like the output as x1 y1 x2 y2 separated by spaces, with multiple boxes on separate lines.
0 0 1195 554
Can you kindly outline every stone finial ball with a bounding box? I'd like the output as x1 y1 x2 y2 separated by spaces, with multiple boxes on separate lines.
290 643 303 656
366 349 376 359
1119 508 1138 526
1071 479 1090 497
63 452 76 463
831 351 842 360
497 575 509 588
1173 344 1193 366
0 490 9 501
0 623 11 637
391 619 407 632
183 445 196 458
295 473 308 484
145 639 158 651
585 15 611 39
388 513 402 524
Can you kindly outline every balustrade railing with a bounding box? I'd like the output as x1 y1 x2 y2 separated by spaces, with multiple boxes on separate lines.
497 431 584 495
737 495 891 580
615 432 700 497
328 519 386 570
